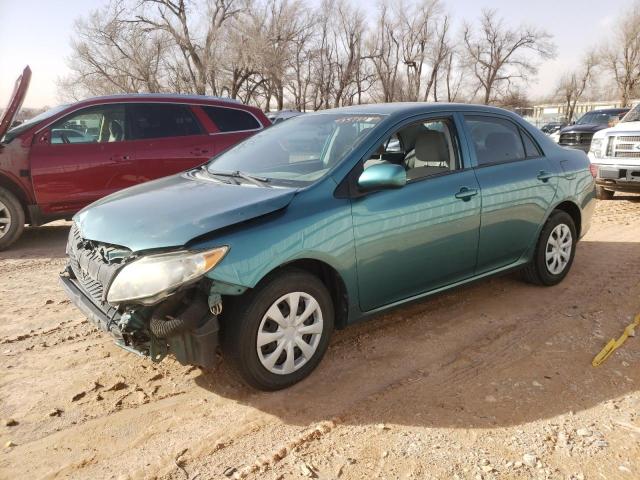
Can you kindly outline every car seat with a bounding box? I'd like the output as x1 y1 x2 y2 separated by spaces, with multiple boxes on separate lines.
108 120 124 142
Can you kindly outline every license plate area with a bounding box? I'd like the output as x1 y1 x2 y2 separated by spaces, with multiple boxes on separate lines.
626 170 640 182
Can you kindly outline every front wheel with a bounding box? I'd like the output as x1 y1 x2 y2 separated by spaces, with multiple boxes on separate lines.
0 187 25 251
522 210 577 286
222 268 334 390
595 186 614 200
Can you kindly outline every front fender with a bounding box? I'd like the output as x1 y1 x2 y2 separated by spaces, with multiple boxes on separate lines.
197 180 359 309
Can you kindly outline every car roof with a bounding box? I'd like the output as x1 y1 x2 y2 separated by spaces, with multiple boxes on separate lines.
84 93 240 103
308 102 522 120
588 108 629 114
73 93 263 111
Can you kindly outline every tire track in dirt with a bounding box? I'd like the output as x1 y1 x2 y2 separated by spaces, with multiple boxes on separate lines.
224 217 640 479
2 199 640 480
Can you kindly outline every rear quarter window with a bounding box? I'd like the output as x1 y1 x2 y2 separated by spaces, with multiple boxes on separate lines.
520 129 542 158
203 106 261 132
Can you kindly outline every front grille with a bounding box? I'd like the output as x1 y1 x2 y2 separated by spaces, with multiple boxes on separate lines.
615 151 640 158
606 137 614 156
66 224 129 314
559 132 593 146
607 134 640 158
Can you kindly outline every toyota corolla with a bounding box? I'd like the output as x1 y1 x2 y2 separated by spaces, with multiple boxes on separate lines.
60 103 595 390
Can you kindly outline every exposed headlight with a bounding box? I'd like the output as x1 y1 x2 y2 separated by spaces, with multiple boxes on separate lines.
590 138 603 158
107 247 228 304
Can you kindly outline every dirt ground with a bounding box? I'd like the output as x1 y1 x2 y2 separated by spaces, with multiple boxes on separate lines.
1 197 640 480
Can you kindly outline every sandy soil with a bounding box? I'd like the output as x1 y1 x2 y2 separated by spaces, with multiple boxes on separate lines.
1 196 640 480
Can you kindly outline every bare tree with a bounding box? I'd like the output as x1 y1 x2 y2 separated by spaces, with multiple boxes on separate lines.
285 8 316 110
132 0 244 95
368 3 402 102
556 52 597 122
61 0 560 111
393 0 450 102
330 0 366 107
309 1 336 109
463 9 555 104
602 1 640 107
59 1 169 100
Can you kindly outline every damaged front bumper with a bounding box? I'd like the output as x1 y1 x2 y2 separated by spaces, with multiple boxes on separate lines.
59 270 220 369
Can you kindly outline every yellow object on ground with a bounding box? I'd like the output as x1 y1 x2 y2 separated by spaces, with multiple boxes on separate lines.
592 313 640 367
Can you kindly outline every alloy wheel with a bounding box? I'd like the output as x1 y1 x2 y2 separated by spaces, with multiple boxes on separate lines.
0 199 12 240
545 223 572 275
256 292 324 375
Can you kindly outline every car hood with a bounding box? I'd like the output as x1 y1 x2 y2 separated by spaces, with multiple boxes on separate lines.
599 121 640 134
560 124 607 134
75 172 297 252
0 66 31 141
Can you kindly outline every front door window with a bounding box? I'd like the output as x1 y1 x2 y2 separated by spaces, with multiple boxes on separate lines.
49 105 127 144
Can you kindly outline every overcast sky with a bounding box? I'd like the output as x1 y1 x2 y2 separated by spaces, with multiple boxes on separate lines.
0 0 631 108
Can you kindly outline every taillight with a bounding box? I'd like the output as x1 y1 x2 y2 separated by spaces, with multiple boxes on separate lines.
589 164 598 178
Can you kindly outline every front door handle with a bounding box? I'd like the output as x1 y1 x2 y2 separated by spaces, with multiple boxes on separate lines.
537 170 554 182
455 187 478 201
110 154 131 162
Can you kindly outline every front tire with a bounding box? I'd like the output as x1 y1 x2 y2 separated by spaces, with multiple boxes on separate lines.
522 210 577 286
222 268 334 390
595 186 614 200
0 187 25 251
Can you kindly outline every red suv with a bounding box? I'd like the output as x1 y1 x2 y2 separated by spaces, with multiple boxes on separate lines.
0 67 270 249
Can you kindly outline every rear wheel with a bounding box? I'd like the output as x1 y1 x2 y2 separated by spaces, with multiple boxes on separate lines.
522 210 577 286
0 187 25 251
595 186 614 200
222 268 334 390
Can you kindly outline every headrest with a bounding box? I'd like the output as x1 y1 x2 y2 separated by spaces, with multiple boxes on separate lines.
109 120 122 134
415 130 448 165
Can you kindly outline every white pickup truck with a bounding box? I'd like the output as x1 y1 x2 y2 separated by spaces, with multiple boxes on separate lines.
588 104 640 199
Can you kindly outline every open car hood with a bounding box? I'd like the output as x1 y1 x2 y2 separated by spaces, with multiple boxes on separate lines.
75 172 297 252
0 66 31 141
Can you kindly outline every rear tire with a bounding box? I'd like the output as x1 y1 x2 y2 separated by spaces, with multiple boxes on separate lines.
0 187 25 251
522 210 577 286
595 186 614 200
221 268 334 390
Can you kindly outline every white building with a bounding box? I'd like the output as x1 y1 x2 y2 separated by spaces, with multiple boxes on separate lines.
531 99 639 126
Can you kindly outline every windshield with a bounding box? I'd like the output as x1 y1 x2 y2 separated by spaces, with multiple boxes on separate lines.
576 111 621 126
622 104 640 123
1 104 69 144
207 113 384 185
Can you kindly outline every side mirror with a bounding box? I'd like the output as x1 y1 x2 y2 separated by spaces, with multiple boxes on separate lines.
35 129 50 145
357 163 406 192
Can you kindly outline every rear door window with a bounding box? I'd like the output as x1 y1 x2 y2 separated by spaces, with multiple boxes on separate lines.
202 106 261 132
130 104 202 140
464 116 527 166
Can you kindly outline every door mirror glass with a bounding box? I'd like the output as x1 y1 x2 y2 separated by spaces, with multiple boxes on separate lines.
35 129 51 145
357 163 406 192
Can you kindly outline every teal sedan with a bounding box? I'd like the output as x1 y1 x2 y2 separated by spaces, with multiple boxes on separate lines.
60 103 596 390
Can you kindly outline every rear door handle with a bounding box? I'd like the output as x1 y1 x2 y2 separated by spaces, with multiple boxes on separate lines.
537 170 554 182
191 148 210 156
455 187 478 201
110 154 131 161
